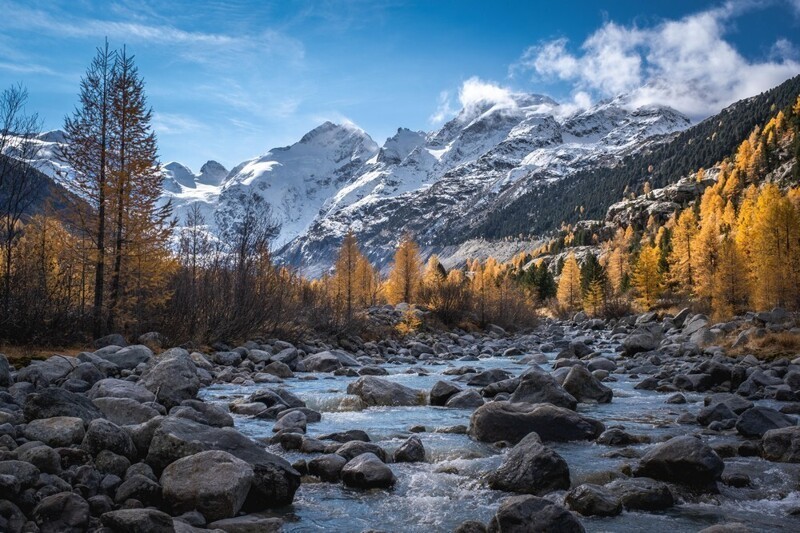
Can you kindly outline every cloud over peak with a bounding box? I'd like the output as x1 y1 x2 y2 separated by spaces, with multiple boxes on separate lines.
514 2 800 119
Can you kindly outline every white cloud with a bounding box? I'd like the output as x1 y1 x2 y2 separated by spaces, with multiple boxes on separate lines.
429 90 455 124
458 77 517 108
152 112 209 135
515 3 800 119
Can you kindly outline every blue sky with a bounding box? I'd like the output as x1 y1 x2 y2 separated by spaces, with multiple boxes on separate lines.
1 0 799 170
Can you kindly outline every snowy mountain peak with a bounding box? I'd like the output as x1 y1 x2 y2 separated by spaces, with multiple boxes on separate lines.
198 160 228 186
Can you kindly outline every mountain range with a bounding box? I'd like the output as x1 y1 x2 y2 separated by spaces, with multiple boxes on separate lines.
7 75 800 277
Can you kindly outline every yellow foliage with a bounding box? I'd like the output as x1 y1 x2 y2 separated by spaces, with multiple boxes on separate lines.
556 253 582 310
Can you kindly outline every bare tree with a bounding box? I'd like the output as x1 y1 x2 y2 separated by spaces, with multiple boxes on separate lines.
0 84 42 316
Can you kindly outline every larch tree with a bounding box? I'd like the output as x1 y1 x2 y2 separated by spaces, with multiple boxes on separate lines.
631 243 663 309
668 209 698 295
60 41 115 337
385 233 422 305
332 230 362 321
556 252 582 310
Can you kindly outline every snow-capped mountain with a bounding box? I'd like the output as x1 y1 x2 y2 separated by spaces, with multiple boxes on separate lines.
5 92 690 276
278 93 689 275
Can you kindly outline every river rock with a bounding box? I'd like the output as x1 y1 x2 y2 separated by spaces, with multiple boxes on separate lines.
634 435 724 490
88 378 156 403
336 440 388 462
24 387 104 423
393 436 425 463
565 483 622 517
140 351 200 409
114 474 162 506
308 454 348 482
98 345 152 369
622 331 659 356
101 508 174 532
606 477 674 511
93 397 160 426
23 417 85 447
445 389 485 408
347 376 423 407
469 401 604 444
509 369 578 410
697 402 738 427
487 432 570 495
0 460 40 487
735 406 795 438
760 426 800 462
300 352 342 372
273 410 307 434
341 453 396 489
15 357 77 387
82 418 137 460
161 450 253 522
430 380 462 406
467 369 512 387
32 491 90 533
562 364 613 403
487 495 585 533
207 514 283 532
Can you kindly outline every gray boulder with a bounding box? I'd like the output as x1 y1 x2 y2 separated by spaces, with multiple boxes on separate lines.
735 406 795 438
32 491 90 533
82 419 137 460
487 432 570 495
346 376 424 407
101 509 174 532
393 436 425 463
445 389 485 409
98 345 152 370
140 350 200 409
509 369 577 410
161 450 253 522
606 477 674 511
88 378 156 403
562 365 613 403
93 397 160 426
430 380 462 406
23 417 85 447
24 387 103 423
487 495 585 533
622 331 659 356
565 483 622 517
635 435 723 490
341 453 395 489
300 352 342 372
308 454 348 482
469 401 604 444
760 426 800 462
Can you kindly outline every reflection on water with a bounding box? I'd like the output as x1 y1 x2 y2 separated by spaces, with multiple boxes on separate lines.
199 333 800 532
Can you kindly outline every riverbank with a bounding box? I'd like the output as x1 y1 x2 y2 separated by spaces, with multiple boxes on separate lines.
1 308 800 531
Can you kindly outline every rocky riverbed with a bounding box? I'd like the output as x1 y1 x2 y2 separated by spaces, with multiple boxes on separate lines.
2 307 800 532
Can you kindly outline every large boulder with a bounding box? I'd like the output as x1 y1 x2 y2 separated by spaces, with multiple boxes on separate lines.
635 436 723 490
622 331 659 356
469 402 604 444
487 495 585 533
509 369 577 410
88 378 156 403
161 450 253 522
445 389 485 409
761 426 800 462
561 365 613 403
23 417 85 447
82 419 137 460
606 477 674 511
341 453 395 489
207 515 283 533
430 380 462 406
93 397 161 426
308 454 348 482
97 345 153 370
24 387 104 423
467 369 512 387
346 376 424 407
487 432 570 495
32 492 90 533
101 509 174 532
140 350 200 409
565 484 622 517
735 406 795 438
300 352 342 373
145 417 299 505
15 357 77 387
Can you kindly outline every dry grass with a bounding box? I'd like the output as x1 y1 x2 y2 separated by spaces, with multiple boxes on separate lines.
0 345 85 367
727 330 800 360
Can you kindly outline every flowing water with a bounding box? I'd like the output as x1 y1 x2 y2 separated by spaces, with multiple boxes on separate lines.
199 332 800 532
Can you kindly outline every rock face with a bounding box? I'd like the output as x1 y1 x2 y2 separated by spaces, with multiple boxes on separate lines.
487 495 585 533
469 402 604 444
487 433 570 495
161 450 254 522
346 376 424 407
140 350 200 409
509 369 577 410
341 453 396 489
561 365 613 403
635 436 724 490
761 426 800 462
